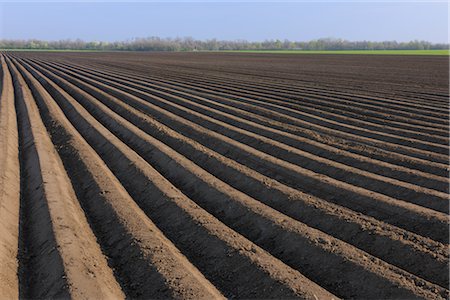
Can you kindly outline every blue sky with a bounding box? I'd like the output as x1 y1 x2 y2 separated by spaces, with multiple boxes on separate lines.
0 1 448 43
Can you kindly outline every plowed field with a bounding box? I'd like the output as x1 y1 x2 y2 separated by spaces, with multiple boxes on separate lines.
1 51 449 299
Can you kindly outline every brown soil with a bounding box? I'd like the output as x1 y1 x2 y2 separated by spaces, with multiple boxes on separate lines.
0 51 448 299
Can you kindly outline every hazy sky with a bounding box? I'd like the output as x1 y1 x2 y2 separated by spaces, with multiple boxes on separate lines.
0 1 448 43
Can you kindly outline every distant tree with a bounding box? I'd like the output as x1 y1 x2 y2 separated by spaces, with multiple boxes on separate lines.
0 37 447 51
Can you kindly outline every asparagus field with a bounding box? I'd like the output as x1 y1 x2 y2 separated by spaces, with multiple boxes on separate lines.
0 51 448 299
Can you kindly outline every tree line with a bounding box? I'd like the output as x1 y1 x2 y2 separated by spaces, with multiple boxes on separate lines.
0 37 447 51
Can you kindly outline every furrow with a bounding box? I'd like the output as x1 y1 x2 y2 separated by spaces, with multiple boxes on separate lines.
12 57 226 300
43 59 450 212
47 61 450 158
158 68 450 120
6 56 125 300
36 60 450 178
21 57 450 300
29 58 450 243
52 60 450 169
65 60 450 132
139 60 450 110
0 55 20 299
148 58 450 116
20 58 450 288
120 75 448 189
14 56 338 300
99 65 450 140
96 63 450 139
72 52 450 101
50 54 448 110
166 76 449 142
47 61 449 198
